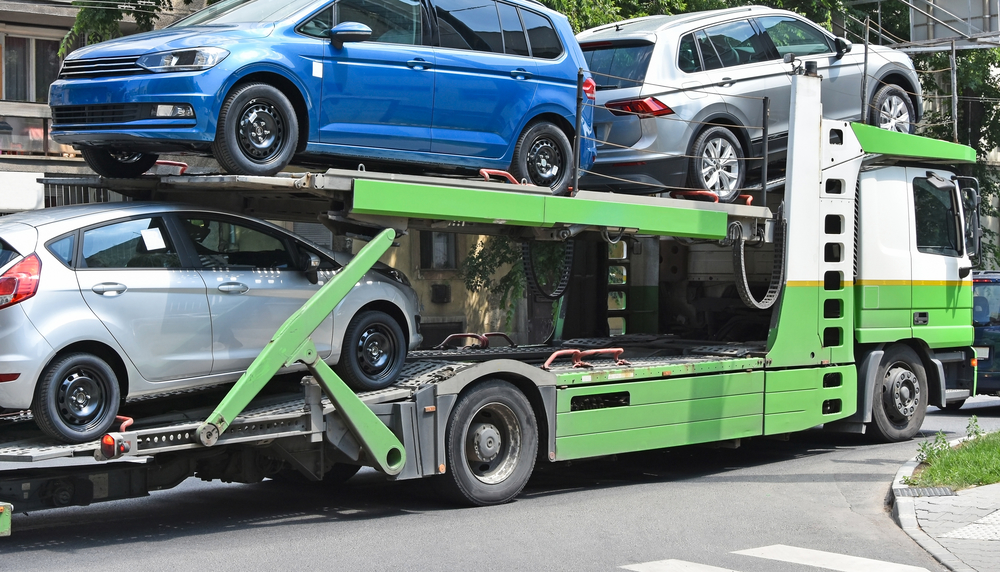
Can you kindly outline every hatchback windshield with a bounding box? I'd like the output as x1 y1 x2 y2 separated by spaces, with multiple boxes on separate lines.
169 0 319 27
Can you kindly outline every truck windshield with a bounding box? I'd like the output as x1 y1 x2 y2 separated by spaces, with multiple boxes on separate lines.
168 0 319 27
973 281 1000 326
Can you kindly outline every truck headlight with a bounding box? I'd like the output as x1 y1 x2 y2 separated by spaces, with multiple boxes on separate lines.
137 47 229 73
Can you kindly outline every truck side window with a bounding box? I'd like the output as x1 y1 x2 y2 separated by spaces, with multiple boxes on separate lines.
913 177 960 257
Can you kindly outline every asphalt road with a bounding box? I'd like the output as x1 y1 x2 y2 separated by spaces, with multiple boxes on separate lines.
3 397 999 572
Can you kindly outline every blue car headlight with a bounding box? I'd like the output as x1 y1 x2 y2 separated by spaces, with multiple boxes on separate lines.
136 47 229 73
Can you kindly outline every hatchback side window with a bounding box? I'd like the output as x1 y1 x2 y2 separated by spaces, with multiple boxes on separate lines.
82 218 180 269
335 0 422 44
182 217 294 269
757 16 833 57
497 2 528 56
437 0 503 53
46 234 75 267
703 20 769 67
521 9 561 59
678 33 701 73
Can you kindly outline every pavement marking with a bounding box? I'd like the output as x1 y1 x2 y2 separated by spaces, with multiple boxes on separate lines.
732 545 930 572
620 560 737 572
939 509 1000 541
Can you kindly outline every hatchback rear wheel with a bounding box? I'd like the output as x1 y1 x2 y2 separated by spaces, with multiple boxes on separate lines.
687 126 745 203
511 121 573 194
33 352 120 443
213 83 298 176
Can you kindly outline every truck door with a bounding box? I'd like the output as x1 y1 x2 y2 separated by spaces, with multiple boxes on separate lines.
907 168 972 346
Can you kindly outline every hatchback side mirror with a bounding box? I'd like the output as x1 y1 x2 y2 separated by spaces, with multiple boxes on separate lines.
328 22 372 49
835 37 852 59
302 252 321 284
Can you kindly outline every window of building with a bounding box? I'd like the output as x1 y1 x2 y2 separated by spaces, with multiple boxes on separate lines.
420 231 457 269
1 33 63 103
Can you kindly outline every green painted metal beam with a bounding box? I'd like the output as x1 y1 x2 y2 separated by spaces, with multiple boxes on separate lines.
196 229 405 475
0 502 10 536
851 123 976 164
351 179 730 239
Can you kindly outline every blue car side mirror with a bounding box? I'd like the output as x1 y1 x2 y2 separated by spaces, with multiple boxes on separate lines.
328 22 373 49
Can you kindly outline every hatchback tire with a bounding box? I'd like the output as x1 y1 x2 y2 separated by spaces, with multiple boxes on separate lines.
81 148 159 178
213 83 298 176
511 121 573 193
33 353 121 444
687 126 745 203
334 310 406 392
868 84 915 134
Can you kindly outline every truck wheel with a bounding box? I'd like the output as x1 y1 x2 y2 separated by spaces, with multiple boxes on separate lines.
81 148 159 178
687 126 745 203
869 344 927 442
212 82 298 176
334 310 406 392
32 353 121 444
437 379 538 506
510 121 573 193
867 84 915 134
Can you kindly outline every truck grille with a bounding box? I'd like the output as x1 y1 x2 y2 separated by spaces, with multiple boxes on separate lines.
52 104 142 126
58 56 147 79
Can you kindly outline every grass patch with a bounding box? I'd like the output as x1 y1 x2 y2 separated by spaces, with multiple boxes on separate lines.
903 417 1000 490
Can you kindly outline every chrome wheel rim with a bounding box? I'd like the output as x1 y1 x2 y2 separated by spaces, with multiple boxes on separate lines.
699 136 740 199
878 95 911 133
882 364 921 424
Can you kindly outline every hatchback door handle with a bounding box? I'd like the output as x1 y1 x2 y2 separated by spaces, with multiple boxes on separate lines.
92 282 127 296
218 282 249 294
407 59 430 70
718 77 734 87
511 68 532 80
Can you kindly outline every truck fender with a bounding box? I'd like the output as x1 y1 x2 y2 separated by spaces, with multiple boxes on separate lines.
857 348 884 424
927 357 947 409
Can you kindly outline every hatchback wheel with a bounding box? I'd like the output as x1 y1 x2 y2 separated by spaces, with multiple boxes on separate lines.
81 148 159 178
868 84 915 134
334 310 406 392
511 121 574 194
687 126 745 203
33 353 120 443
213 83 298 176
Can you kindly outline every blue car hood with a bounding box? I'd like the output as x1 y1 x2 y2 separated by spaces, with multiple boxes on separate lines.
66 23 274 60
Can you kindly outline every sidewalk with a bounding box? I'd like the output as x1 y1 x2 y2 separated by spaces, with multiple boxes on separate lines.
892 456 1000 572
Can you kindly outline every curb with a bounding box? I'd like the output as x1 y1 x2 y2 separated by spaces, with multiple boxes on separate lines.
890 436 977 572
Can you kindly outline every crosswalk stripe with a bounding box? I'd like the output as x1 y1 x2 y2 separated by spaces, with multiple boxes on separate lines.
731 544 930 572
620 560 737 572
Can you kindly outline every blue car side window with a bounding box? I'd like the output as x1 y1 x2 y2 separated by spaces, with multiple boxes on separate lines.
520 9 561 59
336 0 422 44
436 0 503 53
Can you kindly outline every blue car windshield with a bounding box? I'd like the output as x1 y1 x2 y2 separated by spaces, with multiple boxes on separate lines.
168 0 321 27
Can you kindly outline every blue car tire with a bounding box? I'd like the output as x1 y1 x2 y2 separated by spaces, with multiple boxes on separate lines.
81 149 159 178
213 82 299 176
510 121 573 194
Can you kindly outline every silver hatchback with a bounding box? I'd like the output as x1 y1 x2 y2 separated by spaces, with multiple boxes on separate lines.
0 203 421 443
577 6 922 201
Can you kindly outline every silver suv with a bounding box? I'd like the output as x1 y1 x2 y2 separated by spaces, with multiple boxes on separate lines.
0 203 421 443
577 6 922 201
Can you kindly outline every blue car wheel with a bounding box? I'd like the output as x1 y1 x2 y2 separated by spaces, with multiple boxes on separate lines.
510 121 573 194
81 149 159 178
213 82 299 176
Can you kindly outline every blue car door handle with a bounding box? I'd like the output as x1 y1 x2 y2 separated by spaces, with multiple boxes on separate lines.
511 68 532 80
218 282 249 294
91 282 127 296
407 59 430 70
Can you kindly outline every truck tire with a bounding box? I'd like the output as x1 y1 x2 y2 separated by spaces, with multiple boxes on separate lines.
333 310 406 391
81 148 159 178
212 82 298 176
869 344 927 442
510 121 573 194
32 352 121 444
436 379 538 506
687 126 745 203
867 84 915 134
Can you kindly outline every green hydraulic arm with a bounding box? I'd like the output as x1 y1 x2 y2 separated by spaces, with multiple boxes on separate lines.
195 229 405 475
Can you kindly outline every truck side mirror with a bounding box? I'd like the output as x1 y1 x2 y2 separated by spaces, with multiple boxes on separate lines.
835 37 852 59
962 186 982 264
328 22 372 49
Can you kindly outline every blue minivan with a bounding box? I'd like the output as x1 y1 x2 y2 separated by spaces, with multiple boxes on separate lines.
49 0 596 192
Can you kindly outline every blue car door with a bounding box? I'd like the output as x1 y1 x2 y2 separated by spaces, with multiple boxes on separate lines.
430 0 537 158
313 0 434 151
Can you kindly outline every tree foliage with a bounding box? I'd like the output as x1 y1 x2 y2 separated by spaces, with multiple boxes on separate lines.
61 0 202 56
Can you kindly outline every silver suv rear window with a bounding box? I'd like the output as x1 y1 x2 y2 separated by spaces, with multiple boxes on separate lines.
582 43 653 90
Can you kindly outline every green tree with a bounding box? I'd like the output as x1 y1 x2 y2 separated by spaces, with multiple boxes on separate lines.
61 0 207 56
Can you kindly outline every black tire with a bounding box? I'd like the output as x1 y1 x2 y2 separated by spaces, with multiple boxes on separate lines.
32 353 121 443
212 82 298 176
868 344 928 442
510 121 574 193
333 310 406 391
944 398 967 412
436 379 538 506
81 148 159 178
687 126 745 202
868 84 915 134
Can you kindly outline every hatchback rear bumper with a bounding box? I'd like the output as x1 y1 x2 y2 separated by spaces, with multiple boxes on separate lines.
0 306 53 410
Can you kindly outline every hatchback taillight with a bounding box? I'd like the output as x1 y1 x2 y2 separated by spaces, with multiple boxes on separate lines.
605 97 674 118
0 254 41 310
583 77 596 101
